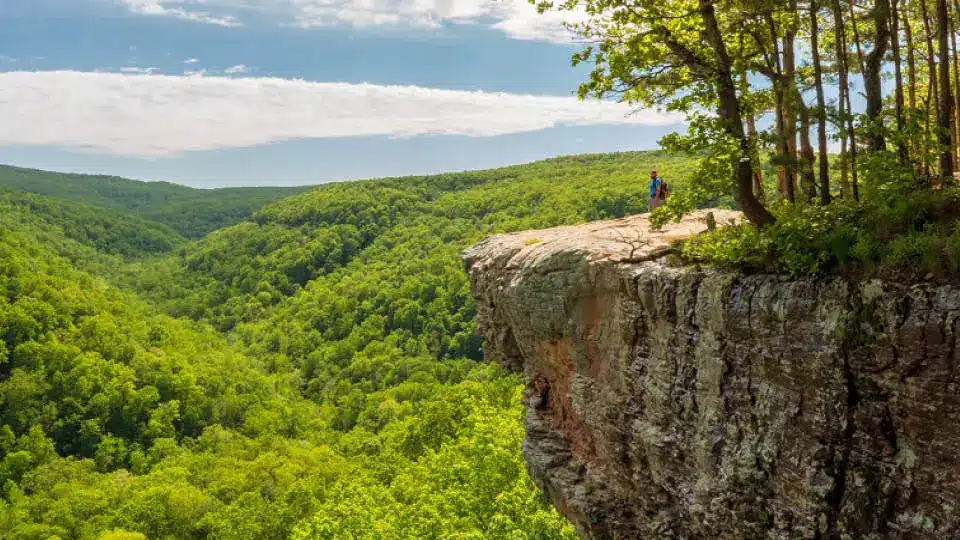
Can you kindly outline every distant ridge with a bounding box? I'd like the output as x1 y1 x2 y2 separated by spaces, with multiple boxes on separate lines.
0 164 313 237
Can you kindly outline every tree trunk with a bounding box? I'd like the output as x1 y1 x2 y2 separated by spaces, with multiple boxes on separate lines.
891 0 910 163
700 0 775 226
784 0 800 198
906 0 918 111
864 0 891 151
850 1 868 75
745 108 766 199
839 123 850 198
847 85 860 200
905 0 920 163
834 0 860 200
811 0 831 203
937 0 954 180
798 96 818 201
922 0 940 178
924 94 934 176
950 0 960 163
738 67 766 200
774 85 795 202
767 12 796 203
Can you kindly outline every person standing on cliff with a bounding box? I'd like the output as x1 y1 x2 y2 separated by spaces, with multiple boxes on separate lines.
648 169 669 211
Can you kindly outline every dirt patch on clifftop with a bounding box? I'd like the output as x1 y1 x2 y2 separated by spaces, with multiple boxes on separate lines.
474 209 743 267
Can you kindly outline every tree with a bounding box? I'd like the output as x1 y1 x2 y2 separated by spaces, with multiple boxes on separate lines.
543 0 775 225
922 0 940 176
833 0 860 199
783 0 801 202
864 0 891 151
937 0 954 180
891 0 910 164
810 0 832 203
952 0 960 163
905 0 922 164
797 96 818 201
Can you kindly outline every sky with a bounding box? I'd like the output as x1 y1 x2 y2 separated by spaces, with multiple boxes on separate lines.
0 0 686 187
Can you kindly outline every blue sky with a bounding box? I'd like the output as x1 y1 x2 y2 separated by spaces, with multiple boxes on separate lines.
0 0 685 187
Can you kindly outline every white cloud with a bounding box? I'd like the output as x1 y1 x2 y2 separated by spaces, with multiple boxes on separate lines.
116 0 585 42
291 0 588 42
224 64 250 74
0 71 683 157
490 2 588 43
184 58 199 64
119 66 160 74
120 0 243 27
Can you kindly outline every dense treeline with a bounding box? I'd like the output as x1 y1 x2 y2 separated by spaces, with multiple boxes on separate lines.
6 0 960 533
1 152 689 538
544 0 960 227
0 220 568 538
0 189 184 259
0 165 311 238
124 152 701 331
127 152 699 434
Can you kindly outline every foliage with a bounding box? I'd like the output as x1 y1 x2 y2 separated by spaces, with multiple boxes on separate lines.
0 207 575 538
649 115 739 228
538 0 960 227
680 186 960 277
123 152 702 332
1 151 697 539
0 189 184 259
0 165 311 238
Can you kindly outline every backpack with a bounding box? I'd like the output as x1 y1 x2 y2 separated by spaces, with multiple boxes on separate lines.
658 180 669 198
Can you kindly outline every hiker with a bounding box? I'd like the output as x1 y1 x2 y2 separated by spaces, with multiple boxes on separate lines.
533 376 550 410
648 169 669 211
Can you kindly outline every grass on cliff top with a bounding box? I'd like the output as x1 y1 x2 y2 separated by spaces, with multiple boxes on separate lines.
675 187 960 280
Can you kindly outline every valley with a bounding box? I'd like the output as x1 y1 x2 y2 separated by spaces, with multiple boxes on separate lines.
0 151 686 539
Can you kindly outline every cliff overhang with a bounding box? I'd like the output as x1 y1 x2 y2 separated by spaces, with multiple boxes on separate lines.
463 210 960 539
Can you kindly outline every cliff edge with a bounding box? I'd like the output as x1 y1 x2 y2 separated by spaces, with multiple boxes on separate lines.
463 210 960 539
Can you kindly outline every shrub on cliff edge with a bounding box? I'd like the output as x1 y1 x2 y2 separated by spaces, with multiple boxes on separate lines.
678 188 960 279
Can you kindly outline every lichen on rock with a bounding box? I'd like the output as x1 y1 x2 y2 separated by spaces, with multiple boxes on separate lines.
463 210 960 539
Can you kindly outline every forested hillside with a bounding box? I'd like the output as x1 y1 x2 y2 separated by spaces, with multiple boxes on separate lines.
0 165 311 238
5 0 960 536
0 189 184 260
0 151 688 539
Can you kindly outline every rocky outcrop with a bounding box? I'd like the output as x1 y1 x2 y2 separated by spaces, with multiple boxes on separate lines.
463 210 960 539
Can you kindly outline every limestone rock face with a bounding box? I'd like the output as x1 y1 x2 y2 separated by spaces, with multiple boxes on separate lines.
463 211 960 539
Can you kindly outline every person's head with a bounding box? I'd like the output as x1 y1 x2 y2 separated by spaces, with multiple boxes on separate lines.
650 169 658 179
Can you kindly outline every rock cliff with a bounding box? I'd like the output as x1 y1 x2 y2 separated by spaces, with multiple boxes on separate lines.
463 210 960 539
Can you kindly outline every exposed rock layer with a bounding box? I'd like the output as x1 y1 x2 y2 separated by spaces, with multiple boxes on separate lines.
463 211 960 539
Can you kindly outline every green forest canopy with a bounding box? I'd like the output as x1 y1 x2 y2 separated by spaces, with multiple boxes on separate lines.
1 151 691 539
6 0 960 535
2 121 958 540
0 165 311 238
